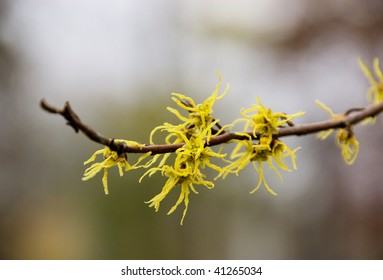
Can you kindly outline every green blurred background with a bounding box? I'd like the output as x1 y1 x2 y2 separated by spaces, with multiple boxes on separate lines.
1 0 383 259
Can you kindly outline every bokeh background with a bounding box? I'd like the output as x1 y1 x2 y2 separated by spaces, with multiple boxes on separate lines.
1 0 383 259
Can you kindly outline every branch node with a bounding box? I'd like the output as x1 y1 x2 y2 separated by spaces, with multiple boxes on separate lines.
345 107 365 116
109 138 127 155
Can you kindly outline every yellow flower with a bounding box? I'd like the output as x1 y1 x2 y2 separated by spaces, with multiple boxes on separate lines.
222 136 300 195
359 57 383 104
316 100 360 164
240 97 304 141
143 76 233 224
221 98 303 195
145 165 213 225
176 121 227 174
336 129 359 165
141 121 227 224
82 140 151 194
165 71 230 140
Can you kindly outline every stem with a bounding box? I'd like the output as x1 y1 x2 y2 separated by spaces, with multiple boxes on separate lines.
40 99 383 154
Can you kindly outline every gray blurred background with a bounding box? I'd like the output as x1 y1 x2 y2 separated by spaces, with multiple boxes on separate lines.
1 0 383 259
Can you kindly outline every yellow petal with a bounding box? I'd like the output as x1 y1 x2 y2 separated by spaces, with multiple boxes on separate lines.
102 168 109 195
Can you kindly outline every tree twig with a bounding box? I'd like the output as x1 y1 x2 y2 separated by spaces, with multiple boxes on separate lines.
40 99 383 154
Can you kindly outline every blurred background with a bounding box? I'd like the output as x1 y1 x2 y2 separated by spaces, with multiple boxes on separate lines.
1 0 383 259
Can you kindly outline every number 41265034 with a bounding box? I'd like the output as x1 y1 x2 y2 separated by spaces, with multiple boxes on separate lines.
213 266 262 276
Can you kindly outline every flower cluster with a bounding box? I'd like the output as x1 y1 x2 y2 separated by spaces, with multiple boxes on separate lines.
79 59 383 224
140 74 230 224
81 74 306 224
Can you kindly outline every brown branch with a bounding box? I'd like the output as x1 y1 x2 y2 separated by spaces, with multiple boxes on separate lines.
40 99 111 147
40 99 383 154
277 102 383 137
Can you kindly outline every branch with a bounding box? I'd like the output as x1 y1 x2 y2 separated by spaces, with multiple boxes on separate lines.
40 99 383 154
40 99 111 146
